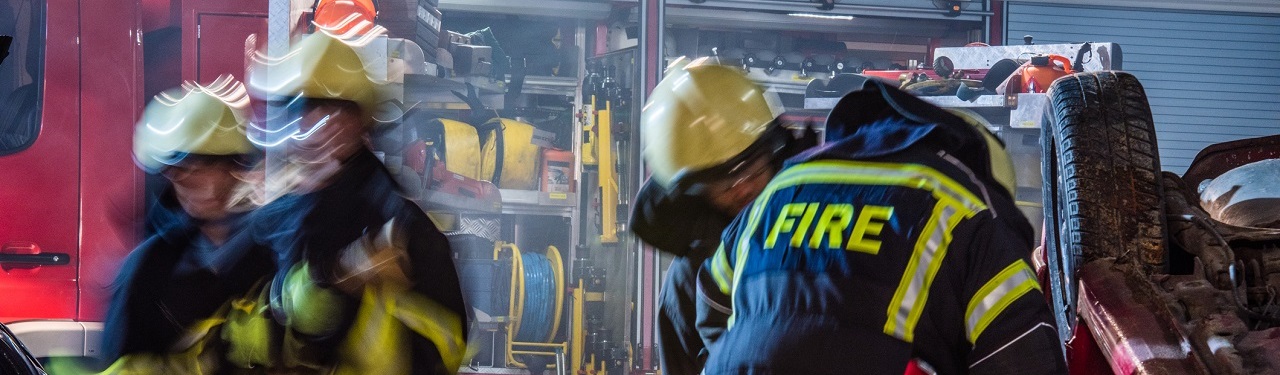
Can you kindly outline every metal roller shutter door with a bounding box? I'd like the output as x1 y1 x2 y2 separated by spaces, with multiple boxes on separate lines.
1006 3 1280 174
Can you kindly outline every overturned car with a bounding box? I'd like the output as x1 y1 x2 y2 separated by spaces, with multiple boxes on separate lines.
1039 71 1280 374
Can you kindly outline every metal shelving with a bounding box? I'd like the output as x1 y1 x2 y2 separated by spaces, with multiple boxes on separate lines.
438 0 611 20
403 70 581 106
807 93 1012 111
499 189 576 216
918 94 1007 108
515 75 580 97
415 189 503 215
746 69 818 96
405 71 506 97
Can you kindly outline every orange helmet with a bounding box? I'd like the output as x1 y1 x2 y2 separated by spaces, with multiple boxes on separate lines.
313 0 377 36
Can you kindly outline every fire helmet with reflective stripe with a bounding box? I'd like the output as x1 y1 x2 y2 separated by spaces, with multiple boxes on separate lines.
641 57 782 189
133 76 256 173
246 31 378 123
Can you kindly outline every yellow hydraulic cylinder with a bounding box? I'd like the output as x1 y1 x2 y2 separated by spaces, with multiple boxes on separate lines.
571 280 585 372
597 100 618 243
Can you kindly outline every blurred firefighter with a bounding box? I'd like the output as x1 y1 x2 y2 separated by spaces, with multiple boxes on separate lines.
94 76 275 373
679 68 1067 374
236 30 467 374
631 58 817 375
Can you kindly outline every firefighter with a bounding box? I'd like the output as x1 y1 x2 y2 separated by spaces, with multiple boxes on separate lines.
239 31 467 374
97 76 275 372
688 73 1067 374
632 58 817 375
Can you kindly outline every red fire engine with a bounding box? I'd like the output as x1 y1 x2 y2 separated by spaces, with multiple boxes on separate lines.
0 0 267 358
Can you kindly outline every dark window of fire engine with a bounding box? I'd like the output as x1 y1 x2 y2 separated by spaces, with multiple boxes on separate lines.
0 0 44 156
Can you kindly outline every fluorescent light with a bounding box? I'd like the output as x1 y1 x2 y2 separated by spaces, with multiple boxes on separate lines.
787 12 854 20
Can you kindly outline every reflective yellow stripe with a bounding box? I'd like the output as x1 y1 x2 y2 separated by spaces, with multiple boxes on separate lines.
883 196 971 342
726 160 987 334
788 160 986 209
965 260 1040 343
710 243 734 295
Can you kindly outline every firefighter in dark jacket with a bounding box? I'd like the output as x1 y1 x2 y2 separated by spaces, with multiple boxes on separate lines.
632 58 816 375
99 77 274 371
692 76 1066 374
238 31 467 374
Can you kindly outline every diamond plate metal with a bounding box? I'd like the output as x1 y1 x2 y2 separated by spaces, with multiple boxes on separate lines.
1010 93 1050 129
269 0 293 56
935 43 1121 71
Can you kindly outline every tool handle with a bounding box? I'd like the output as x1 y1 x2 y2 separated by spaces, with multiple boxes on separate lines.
1048 54 1073 73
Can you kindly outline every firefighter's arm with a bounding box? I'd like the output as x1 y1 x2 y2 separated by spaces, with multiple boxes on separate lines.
706 207 752 299
98 236 162 363
401 210 469 374
697 209 750 344
695 260 732 350
961 217 1067 375
701 203 757 343
271 214 467 374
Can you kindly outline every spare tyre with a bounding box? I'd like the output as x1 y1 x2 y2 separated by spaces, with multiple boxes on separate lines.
1041 71 1167 340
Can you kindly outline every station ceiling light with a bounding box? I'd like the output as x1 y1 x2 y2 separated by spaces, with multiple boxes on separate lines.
787 12 854 20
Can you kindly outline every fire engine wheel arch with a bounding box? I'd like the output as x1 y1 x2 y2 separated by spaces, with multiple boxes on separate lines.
1040 71 1169 341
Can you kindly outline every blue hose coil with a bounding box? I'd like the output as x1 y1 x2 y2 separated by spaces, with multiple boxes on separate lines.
517 252 555 342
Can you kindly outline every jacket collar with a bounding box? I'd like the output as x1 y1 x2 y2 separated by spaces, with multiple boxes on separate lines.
790 79 991 178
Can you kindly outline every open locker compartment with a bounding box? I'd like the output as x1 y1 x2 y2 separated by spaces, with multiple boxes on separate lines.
341 2 644 373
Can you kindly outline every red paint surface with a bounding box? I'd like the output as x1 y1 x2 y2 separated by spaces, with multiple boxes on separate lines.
1077 261 1210 374
1182 134 1280 186
181 0 267 84
1067 323 1114 375
76 0 145 322
3 0 263 324
0 0 82 323
194 14 267 84
641 0 660 99
140 0 177 32
989 0 1004 45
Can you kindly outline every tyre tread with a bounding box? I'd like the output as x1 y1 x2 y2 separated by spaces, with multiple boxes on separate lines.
1045 71 1167 268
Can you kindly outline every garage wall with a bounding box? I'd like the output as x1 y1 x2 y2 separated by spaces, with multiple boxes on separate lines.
1006 3 1280 174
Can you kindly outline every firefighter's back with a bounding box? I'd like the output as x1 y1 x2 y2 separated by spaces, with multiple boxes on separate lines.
705 144 1057 374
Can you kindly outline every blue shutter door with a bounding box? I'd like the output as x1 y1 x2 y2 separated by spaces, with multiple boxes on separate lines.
1006 3 1280 174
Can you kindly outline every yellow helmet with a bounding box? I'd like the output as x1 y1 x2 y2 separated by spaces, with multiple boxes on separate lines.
246 31 379 124
133 76 256 173
641 57 780 189
946 108 1017 197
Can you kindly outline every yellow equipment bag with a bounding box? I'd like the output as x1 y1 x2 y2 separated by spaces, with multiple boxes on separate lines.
480 118 542 190
427 118 485 181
